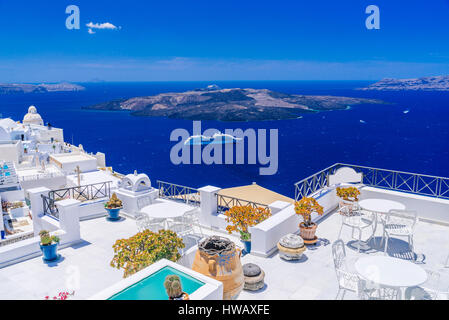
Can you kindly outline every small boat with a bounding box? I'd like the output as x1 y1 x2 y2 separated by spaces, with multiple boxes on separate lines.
360 120 366 124
403 109 410 114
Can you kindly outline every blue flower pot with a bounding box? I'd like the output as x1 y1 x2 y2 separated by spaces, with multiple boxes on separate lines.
241 240 251 254
40 243 58 261
106 207 121 220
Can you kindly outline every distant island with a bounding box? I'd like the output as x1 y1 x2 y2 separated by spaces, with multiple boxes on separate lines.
359 75 449 91
84 87 384 121
0 82 85 94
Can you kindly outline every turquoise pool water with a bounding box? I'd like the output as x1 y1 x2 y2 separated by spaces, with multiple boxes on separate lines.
108 266 205 300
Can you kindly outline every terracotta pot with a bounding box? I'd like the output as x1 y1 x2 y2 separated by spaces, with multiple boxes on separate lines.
191 236 244 300
299 222 317 240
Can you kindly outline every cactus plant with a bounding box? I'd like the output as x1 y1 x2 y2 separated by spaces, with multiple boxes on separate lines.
105 193 123 209
39 230 60 246
164 275 183 299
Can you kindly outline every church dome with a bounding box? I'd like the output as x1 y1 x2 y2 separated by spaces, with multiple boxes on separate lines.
23 105 44 126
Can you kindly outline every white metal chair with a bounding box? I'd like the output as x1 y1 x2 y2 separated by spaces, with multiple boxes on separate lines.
135 212 149 232
383 210 418 255
357 279 401 300
406 269 449 300
332 240 360 299
137 196 152 210
135 212 164 232
167 215 194 237
338 205 376 253
184 208 204 237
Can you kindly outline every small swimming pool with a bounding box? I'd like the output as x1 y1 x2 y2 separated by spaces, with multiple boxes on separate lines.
108 266 205 300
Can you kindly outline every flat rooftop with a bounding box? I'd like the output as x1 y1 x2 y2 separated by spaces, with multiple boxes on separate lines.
16 165 63 177
219 183 294 206
50 153 96 164
0 203 447 300
66 170 121 187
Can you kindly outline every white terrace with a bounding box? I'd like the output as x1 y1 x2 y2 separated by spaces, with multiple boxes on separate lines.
0 164 448 300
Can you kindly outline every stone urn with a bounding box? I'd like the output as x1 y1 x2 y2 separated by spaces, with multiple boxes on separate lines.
277 233 306 260
191 236 244 300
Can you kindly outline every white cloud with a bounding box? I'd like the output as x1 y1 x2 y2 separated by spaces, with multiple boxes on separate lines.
86 22 121 34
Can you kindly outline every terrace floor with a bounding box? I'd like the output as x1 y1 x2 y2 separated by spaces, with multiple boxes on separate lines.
0 205 448 300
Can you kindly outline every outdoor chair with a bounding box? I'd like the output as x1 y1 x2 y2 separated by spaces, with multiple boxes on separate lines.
183 208 204 237
338 206 376 253
406 269 449 300
135 212 164 232
383 210 418 256
167 215 194 237
357 279 401 300
137 196 152 210
332 240 360 299
135 212 149 232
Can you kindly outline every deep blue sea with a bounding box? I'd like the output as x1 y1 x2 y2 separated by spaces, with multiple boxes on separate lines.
0 81 448 198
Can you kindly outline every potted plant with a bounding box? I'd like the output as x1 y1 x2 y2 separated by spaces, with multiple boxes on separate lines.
336 186 361 213
110 229 185 278
39 230 60 261
294 197 324 241
224 205 271 254
164 275 189 300
104 193 123 220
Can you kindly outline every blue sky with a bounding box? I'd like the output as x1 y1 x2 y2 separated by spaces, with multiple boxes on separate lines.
0 0 448 82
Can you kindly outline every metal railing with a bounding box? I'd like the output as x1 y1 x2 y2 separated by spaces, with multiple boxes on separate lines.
157 180 200 206
294 163 449 201
49 181 112 203
42 194 59 219
216 194 270 214
42 181 112 219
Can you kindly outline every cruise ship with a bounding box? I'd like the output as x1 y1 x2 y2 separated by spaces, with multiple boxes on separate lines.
0 106 448 300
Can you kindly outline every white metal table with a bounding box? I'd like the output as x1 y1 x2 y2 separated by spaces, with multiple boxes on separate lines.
140 201 193 229
355 256 427 299
359 198 406 245
359 199 406 214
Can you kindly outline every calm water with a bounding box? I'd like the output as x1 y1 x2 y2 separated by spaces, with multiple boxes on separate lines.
0 81 448 198
108 266 204 300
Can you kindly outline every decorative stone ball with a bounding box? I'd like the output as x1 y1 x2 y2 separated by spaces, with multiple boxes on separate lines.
243 263 265 291
279 233 304 249
277 233 306 261
243 263 261 277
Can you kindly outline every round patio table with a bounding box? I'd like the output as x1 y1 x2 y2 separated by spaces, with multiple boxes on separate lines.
359 198 406 245
359 199 406 214
355 256 427 299
140 201 193 229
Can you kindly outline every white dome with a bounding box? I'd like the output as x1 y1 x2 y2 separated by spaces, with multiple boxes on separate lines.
23 105 43 126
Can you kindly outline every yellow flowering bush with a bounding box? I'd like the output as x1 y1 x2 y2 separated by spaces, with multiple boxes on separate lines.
224 205 271 241
110 229 185 278
336 186 361 201
294 197 324 227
